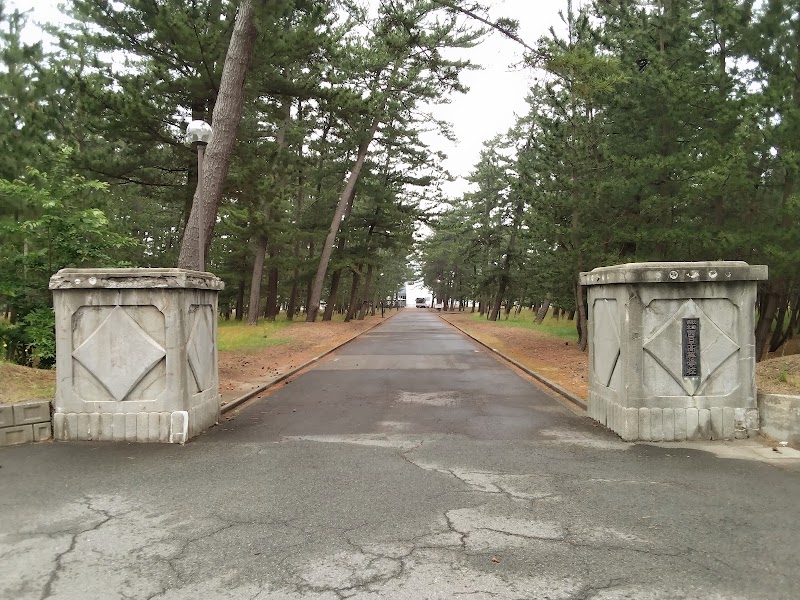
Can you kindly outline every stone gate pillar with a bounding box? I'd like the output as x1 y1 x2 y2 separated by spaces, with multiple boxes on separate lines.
49 268 224 443
579 262 768 442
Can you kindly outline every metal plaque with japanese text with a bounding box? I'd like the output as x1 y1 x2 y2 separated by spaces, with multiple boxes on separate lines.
682 318 700 377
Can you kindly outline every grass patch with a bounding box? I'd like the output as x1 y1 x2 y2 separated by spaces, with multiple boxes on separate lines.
466 308 579 341
217 318 295 352
0 361 56 404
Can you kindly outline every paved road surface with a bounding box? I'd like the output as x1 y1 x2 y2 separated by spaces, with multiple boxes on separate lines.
2 310 800 599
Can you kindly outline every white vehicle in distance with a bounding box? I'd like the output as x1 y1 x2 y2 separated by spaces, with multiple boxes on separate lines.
415 297 428 308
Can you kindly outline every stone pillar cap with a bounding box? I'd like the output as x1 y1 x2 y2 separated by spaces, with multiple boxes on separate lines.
49 268 225 291
579 261 768 286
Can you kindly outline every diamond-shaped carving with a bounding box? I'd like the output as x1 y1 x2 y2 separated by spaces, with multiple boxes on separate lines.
72 307 166 401
187 306 214 392
593 299 621 388
643 300 739 396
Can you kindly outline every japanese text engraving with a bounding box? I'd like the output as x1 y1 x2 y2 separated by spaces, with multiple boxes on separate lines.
682 318 700 377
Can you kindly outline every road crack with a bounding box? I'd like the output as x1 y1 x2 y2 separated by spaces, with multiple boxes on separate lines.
568 578 628 600
39 497 115 600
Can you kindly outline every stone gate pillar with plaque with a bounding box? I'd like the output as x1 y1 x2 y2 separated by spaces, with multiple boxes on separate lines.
49 268 224 443
580 262 768 442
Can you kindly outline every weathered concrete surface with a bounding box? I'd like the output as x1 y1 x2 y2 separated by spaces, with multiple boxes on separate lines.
759 392 800 447
12 400 51 426
49 268 223 443
581 261 767 441
1 311 800 599
0 400 51 446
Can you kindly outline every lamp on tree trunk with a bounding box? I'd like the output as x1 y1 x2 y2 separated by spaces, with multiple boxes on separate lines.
186 120 213 271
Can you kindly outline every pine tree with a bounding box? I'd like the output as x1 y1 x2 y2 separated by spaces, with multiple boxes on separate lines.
304 0 484 321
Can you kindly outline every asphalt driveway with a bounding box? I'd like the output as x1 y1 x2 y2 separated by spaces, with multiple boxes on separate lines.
2 310 799 599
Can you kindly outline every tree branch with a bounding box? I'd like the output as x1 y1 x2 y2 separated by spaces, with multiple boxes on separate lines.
430 0 536 54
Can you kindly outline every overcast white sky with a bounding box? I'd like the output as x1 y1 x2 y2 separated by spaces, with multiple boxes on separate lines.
425 0 565 197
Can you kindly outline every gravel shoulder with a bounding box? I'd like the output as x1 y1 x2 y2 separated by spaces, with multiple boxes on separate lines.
756 354 800 395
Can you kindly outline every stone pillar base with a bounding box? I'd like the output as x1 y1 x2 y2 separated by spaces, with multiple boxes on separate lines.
580 261 767 442
49 268 224 444
590 395 759 442
52 394 220 444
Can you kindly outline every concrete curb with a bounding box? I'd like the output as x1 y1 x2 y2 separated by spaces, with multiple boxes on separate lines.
0 399 53 446
437 313 588 411
757 392 800 448
220 310 403 416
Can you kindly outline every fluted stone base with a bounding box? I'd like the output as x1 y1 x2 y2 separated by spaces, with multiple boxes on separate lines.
589 394 759 441
52 394 219 444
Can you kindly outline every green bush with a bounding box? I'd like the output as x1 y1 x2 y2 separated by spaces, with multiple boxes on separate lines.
1 152 135 368
0 310 55 368
22 308 56 367
0 320 25 363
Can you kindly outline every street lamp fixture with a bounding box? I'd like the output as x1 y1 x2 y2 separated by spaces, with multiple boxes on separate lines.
186 120 213 271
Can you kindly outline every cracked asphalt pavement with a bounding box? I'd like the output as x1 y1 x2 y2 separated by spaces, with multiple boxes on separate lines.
2 310 800 599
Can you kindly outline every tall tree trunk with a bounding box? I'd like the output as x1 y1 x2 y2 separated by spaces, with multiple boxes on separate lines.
358 265 374 320
178 0 257 269
490 186 525 322
489 278 506 321
235 274 245 322
576 281 589 351
321 190 359 321
534 298 551 323
515 290 525 316
286 274 299 320
307 117 381 322
755 280 785 361
302 115 332 320
246 241 266 325
323 269 342 321
344 269 362 322
245 98 291 324
287 103 306 322
304 242 315 316
773 291 800 352
265 257 279 321
768 292 790 353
